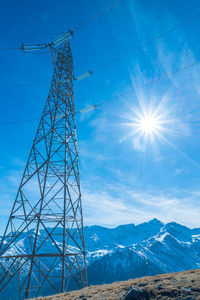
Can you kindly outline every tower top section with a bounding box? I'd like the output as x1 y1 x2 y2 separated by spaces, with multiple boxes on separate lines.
21 30 73 52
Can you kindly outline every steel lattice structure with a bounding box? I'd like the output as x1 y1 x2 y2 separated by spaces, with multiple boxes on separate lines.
0 40 87 299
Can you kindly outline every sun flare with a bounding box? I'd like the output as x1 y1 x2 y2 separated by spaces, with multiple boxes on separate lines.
120 100 176 151
121 105 169 145
137 114 162 135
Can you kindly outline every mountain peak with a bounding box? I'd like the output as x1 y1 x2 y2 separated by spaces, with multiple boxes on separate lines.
148 218 164 226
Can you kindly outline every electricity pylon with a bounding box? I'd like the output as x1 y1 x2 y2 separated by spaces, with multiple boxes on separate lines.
0 38 87 299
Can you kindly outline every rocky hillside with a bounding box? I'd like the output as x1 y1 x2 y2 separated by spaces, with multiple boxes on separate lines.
34 269 200 299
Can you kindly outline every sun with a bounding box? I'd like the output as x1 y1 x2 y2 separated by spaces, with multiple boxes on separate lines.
137 113 162 136
128 106 165 143
119 97 187 156
140 116 157 132
119 103 172 149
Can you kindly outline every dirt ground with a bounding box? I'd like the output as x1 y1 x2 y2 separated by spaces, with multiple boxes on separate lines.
34 269 200 300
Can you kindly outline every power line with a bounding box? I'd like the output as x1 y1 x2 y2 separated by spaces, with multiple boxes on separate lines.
1 58 200 127
72 0 122 32
1 7 200 124
0 9 200 88
0 82 50 89
0 118 39 126
0 0 122 51
94 59 200 107
0 47 20 51
138 60 200 88
91 11 200 73
0 105 98 126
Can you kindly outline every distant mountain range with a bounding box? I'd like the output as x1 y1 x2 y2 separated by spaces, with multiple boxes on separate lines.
1 218 200 298
84 218 200 285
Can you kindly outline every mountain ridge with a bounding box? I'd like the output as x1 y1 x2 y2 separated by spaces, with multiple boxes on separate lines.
1 218 200 298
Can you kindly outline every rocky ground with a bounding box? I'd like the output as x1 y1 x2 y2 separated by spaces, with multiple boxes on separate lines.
34 269 200 300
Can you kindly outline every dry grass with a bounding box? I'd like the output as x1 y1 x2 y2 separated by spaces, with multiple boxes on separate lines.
34 269 200 300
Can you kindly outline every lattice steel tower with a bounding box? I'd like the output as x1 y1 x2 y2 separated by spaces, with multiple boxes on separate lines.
0 39 87 299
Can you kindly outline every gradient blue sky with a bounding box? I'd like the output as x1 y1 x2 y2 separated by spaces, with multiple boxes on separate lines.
1 0 200 231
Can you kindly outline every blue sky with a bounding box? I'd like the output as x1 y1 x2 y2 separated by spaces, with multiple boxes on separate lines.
1 0 200 231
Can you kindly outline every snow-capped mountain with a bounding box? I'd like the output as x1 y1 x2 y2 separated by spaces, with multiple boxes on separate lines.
84 219 200 285
1 218 200 294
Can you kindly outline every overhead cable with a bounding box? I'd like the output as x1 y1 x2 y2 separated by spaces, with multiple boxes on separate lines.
1 58 200 126
1 9 200 87
0 0 122 51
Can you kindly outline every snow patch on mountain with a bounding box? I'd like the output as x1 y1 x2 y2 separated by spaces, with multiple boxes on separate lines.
192 234 200 242
155 232 169 243
90 233 99 241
